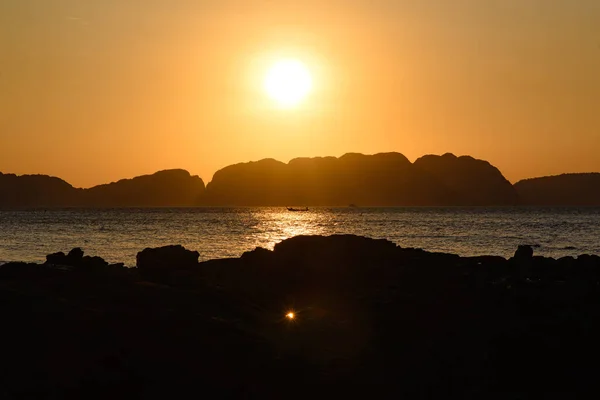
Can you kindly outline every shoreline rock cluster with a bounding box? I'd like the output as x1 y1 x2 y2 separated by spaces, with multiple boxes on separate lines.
2 235 600 398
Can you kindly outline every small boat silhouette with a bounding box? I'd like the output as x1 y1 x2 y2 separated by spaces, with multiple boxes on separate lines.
287 207 309 212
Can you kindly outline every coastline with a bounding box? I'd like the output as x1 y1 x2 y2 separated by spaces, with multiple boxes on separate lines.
2 234 600 397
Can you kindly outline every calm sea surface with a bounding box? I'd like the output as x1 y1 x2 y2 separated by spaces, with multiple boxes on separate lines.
1 207 599 266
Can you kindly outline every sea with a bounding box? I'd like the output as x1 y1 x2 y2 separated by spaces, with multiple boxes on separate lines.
1 207 599 266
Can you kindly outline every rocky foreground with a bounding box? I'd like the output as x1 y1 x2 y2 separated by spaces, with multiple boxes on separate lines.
2 235 600 399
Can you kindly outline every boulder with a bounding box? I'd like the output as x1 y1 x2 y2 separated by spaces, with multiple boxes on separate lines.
0 262 62 279
68 248 84 260
241 247 273 263
136 245 200 272
577 254 600 264
45 248 110 270
558 256 576 268
81 256 109 269
514 245 534 261
46 251 67 265
273 234 398 263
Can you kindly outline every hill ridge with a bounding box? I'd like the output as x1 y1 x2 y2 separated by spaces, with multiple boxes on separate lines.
2 153 600 207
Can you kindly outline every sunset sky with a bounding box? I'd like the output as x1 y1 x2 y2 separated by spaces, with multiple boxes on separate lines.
1 0 599 187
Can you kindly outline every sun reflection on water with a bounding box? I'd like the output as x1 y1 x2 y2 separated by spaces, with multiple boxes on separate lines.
3 207 598 265
250 209 332 251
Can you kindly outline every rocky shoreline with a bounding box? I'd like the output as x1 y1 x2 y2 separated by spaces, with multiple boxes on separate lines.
2 235 600 398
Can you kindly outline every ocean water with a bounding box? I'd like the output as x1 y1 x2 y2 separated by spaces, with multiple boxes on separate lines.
0 207 599 266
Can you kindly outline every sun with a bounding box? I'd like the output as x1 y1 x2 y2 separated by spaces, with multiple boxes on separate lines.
264 59 313 108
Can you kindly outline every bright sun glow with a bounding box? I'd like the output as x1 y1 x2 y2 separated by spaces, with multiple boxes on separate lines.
264 59 312 108
286 312 295 320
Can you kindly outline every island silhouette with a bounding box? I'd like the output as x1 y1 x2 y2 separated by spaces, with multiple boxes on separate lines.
514 173 600 206
1 152 599 207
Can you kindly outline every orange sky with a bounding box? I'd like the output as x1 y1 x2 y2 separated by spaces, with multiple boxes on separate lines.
1 0 599 187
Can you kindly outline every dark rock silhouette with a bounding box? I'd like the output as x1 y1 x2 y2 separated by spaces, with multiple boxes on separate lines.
514 173 600 205
136 245 199 281
68 247 84 260
3 235 600 397
514 244 534 260
45 251 68 265
203 152 516 206
136 245 202 288
45 247 119 269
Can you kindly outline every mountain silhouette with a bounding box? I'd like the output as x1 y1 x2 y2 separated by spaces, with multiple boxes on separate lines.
0 170 205 208
2 154 599 207
514 173 600 206
413 153 519 205
203 152 517 206
81 169 205 207
0 172 78 208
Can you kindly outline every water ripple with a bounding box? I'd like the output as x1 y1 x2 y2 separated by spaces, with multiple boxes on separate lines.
0 207 599 266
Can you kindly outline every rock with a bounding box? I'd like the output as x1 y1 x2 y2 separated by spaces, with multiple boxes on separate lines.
68 248 84 259
514 245 534 261
241 247 273 262
81 256 109 269
46 251 67 265
467 255 507 265
578 254 600 263
44 249 111 270
136 245 200 272
5 234 600 398
46 249 84 267
273 234 398 262
558 256 576 267
0 262 62 279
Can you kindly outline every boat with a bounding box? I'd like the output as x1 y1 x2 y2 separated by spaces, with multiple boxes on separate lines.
287 207 309 212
